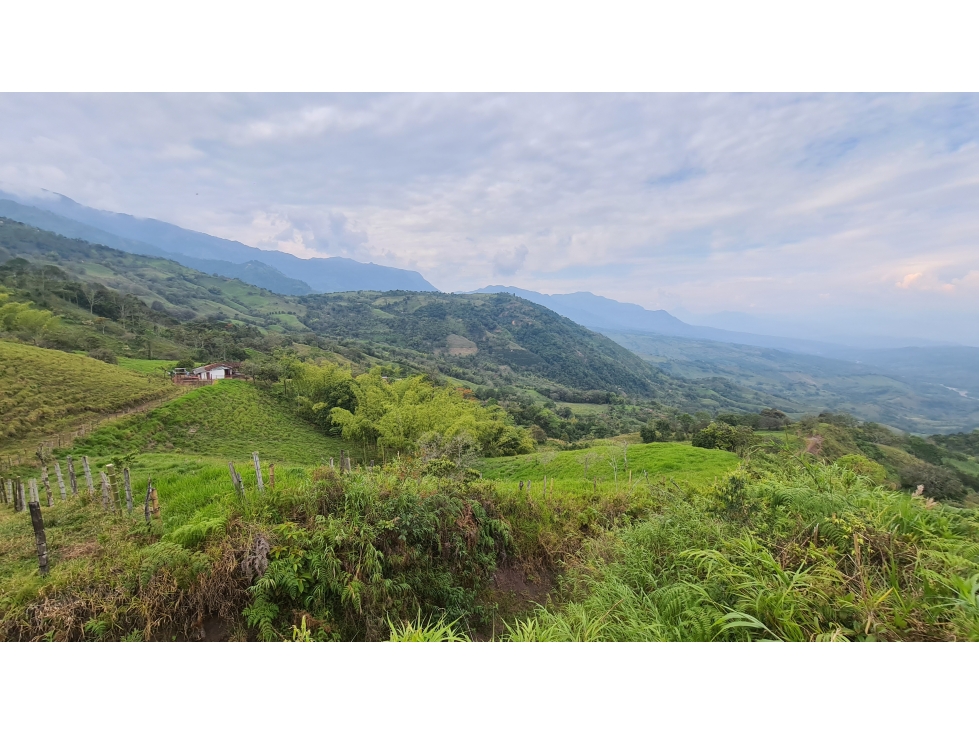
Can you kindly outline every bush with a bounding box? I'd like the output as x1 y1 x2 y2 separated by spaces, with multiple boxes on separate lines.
836 454 888 484
692 422 753 454
900 463 966 501
175 358 196 370
87 348 118 365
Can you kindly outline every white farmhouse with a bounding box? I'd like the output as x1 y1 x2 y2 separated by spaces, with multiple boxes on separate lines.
192 362 241 380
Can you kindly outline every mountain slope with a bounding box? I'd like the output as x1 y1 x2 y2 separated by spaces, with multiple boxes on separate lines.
0 198 315 296
296 290 788 412
0 188 438 294
0 216 305 330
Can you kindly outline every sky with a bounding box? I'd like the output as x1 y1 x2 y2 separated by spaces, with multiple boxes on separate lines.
1 93 978 345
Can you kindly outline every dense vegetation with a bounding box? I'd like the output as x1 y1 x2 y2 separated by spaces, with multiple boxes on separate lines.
2 444 976 641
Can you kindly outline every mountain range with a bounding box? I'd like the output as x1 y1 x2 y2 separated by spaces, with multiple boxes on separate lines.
0 189 436 295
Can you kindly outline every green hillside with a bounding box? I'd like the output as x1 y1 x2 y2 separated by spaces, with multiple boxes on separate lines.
0 340 177 446
297 291 784 412
71 379 350 464
0 216 304 330
476 441 740 488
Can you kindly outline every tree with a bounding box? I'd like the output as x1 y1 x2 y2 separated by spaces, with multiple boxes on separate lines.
529 424 548 444
692 422 754 455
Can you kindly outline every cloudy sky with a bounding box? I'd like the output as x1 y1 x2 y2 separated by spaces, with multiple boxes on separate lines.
1 93 978 344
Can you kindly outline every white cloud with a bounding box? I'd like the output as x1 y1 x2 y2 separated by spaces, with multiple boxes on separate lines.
0 93 978 342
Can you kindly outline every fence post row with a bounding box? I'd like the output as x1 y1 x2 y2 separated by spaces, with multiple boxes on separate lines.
28 501 48 577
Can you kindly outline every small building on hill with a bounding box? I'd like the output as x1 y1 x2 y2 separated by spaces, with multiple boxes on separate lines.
192 362 241 380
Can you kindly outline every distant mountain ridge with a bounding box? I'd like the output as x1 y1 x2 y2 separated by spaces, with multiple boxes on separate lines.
0 188 437 295
0 198 316 295
470 285 846 355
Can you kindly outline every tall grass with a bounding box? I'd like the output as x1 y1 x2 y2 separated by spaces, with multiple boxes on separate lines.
0 340 176 444
504 459 979 641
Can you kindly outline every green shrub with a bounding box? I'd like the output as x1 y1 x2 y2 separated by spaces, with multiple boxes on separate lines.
87 348 118 365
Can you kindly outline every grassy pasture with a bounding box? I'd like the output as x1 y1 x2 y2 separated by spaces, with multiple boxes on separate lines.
475 441 740 490
69 379 351 464
0 341 177 446
116 357 178 375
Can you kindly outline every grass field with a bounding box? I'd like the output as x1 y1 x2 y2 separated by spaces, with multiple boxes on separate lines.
475 441 741 490
68 379 351 464
116 357 178 375
0 341 178 446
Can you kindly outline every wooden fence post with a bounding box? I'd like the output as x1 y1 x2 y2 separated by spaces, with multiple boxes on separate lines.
344 455 352 473
330 457 334 470
82 457 95 498
228 462 242 496
100 472 111 510
29 478 39 505
54 462 67 500
106 464 121 512
144 478 153 524
252 453 264 492
28 501 49 577
123 467 133 514
0 477 6 504
151 485 160 520
269 463 275 489
67 456 78 496
42 466 53 506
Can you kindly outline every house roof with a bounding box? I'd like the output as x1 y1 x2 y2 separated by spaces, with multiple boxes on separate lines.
192 362 241 374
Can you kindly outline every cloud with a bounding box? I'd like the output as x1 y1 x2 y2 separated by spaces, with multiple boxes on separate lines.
493 245 528 276
1 93 978 342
